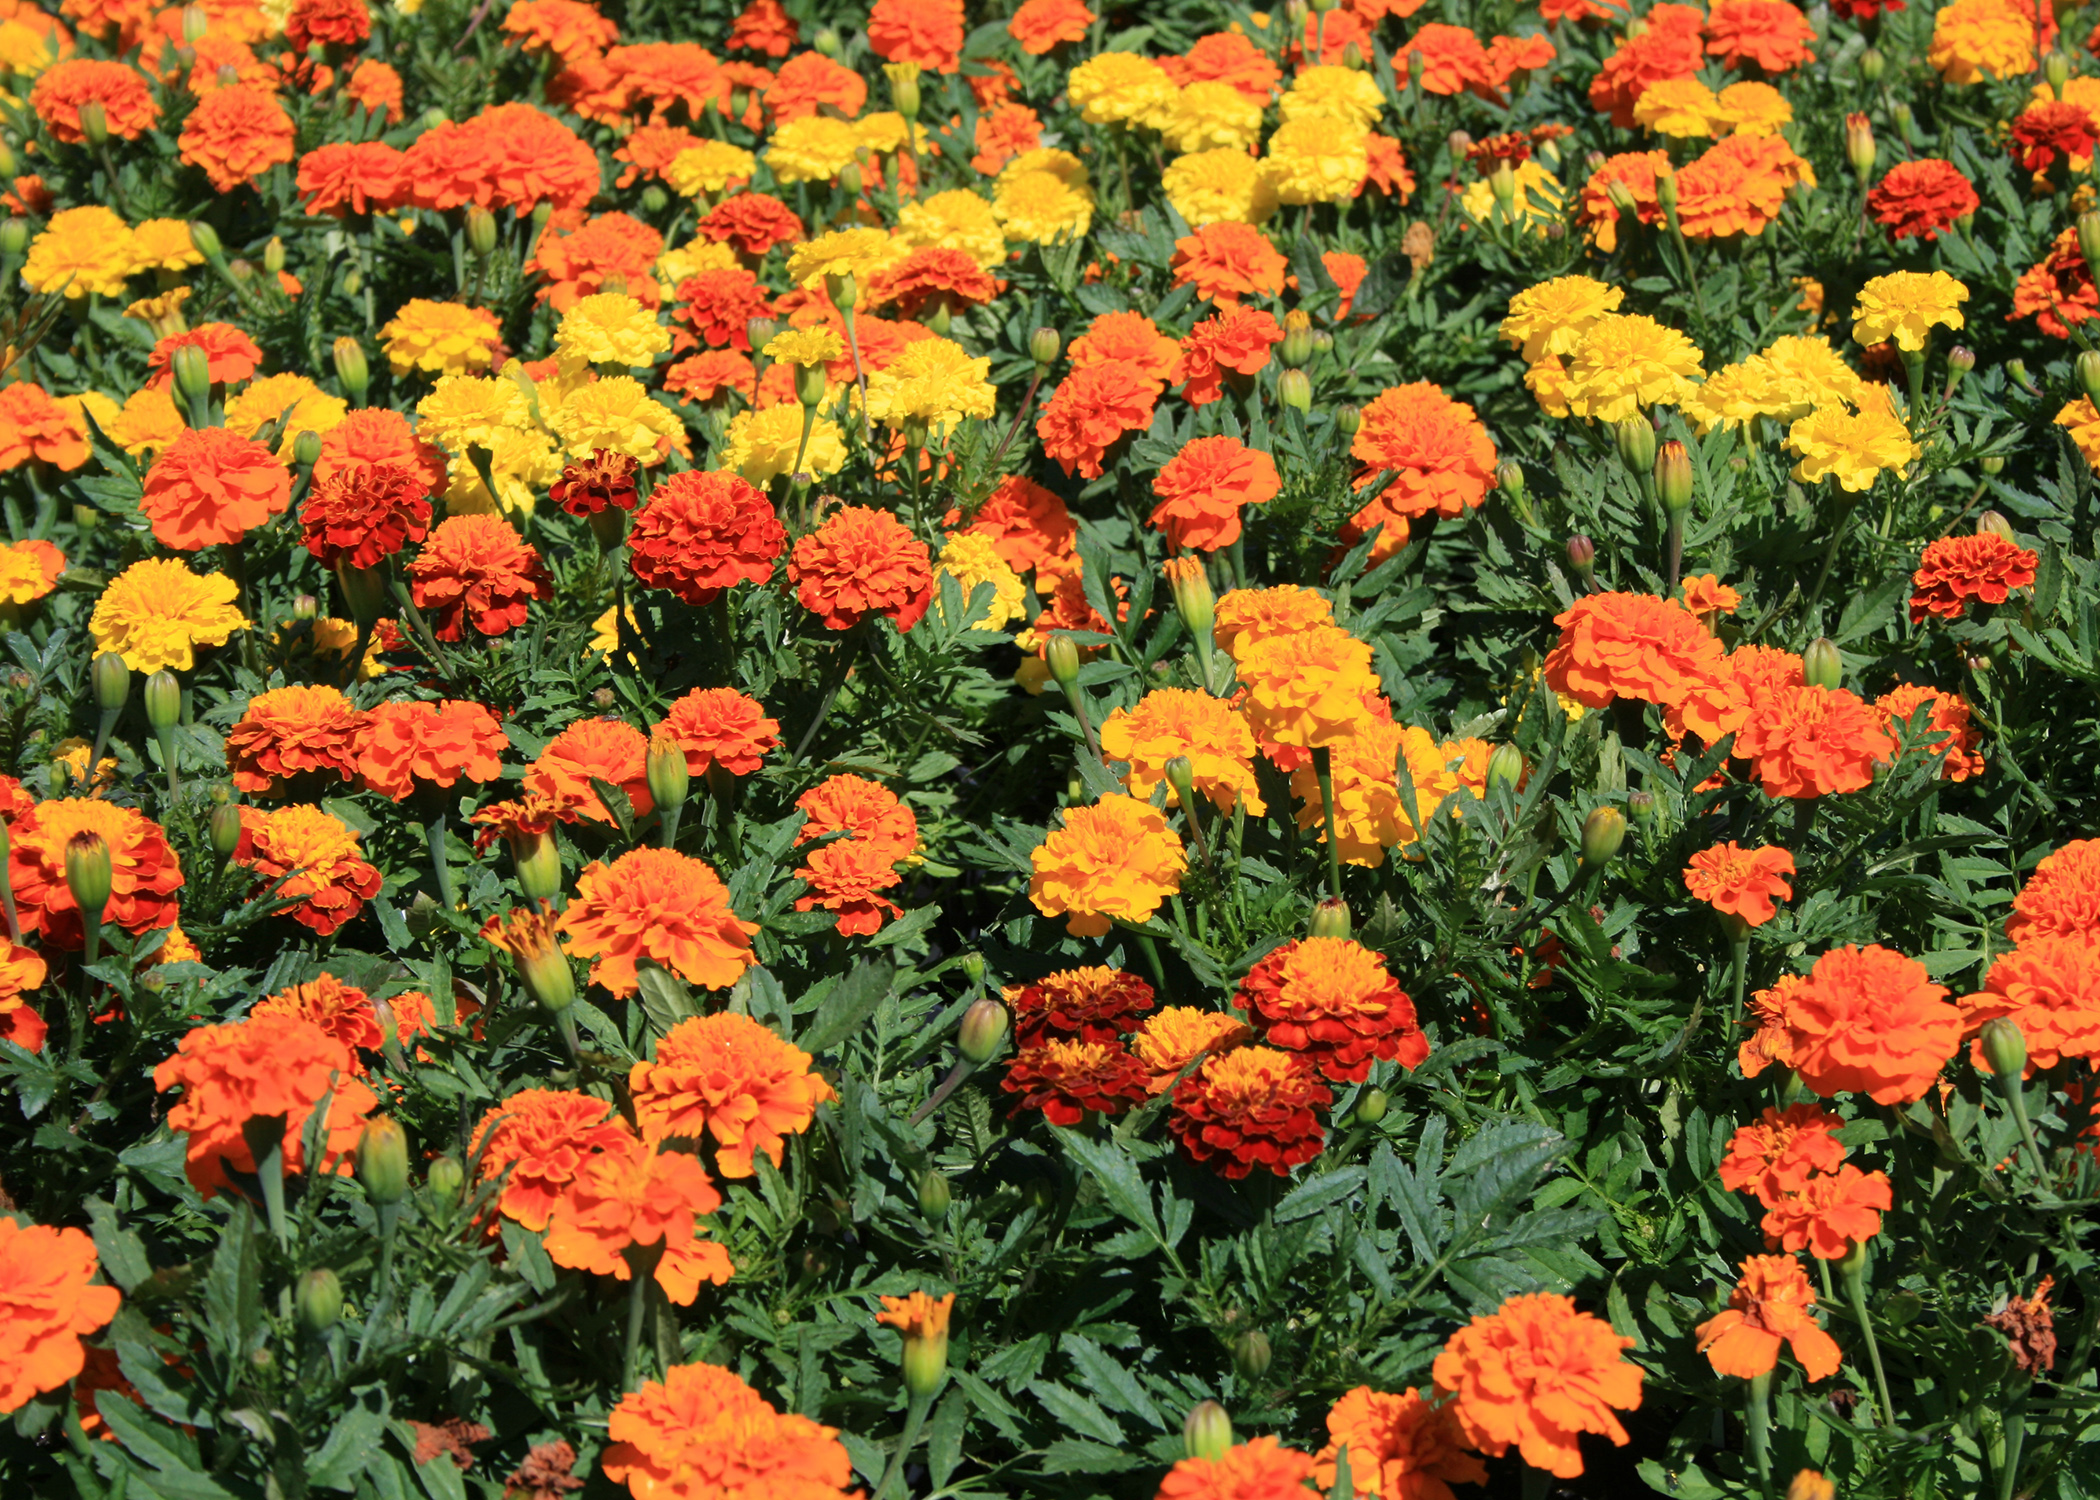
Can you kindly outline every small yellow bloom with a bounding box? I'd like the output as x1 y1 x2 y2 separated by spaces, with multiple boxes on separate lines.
1851 271 1967 353
663 140 756 197
381 299 502 378
89 557 248 674
555 292 672 369
1786 398 1920 492
935 532 1025 630
765 327 845 367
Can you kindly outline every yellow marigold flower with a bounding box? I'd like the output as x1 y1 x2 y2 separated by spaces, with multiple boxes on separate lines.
104 386 185 457
655 238 739 299
1682 360 1798 433
1716 81 1793 137
1501 275 1624 364
381 299 501 378
0 539 60 607
304 617 393 680
555 292 672 369
897 189 1007 271
1633 78 1726 138
1164 148 1280 226
1928 0 2035 85
90 557 247 673
1786 397 1920 491
785 227 906 290
129 219 205 276
24 207 136 298
1098 687 1264 815
994 169 1096 243
1460 159 1566 234
1287 721 1457 865
1214 583 1333 655
123 287 190 329
1760 334 1870 411
765 327 845 367
1563 313 1705 423
1132 1007 1254 1090
544 376 686 462
416 374 533 453
1162 80 1263 155
0 18 60 76
1278 65 1384 131
442 426 561 515
1001 148 1090 188
1525 355 1574 418
663 139 756 197
57 390 119 446
935 532 1025 630
1066 52 1178 129
223 373 347 457
50 736 118 796
1028 794 1187 937
588 603 640 663
1261 118 1369 206
2057 396 2100 472
1234 622 1380 750
764 115 863 183
856 110 914 155
862 336 996 432
720 405 844 483
1851 270 1967 353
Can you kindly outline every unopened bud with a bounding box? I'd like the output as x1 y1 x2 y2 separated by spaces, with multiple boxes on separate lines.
1890 101 1913 140
825 270 858 310
1946 346 1975 390
503 911 574 1013
1802 637 1842 690
1496 459 1526 504
1981 1016 2028 1078
91 652 129 713
646 730 689 814
813 25 842 55
1844 112 1875 182
356 1115 411 1204
1654 165 1678 216
918 1169 951 1221
1628 789 1656 825
1486 743 1525 794
1489 160 1516 206
189 221 222 260
511 827 562 902
290 427 322 466
1045 632 1081 691
958 997 1009 1065
0 220 25 258
1353 1086 1388 1125
1858 47 1884 81
426 1154 464 1205
209 799 242 859
342 267 363 297
296 1268 343 1334
2079 350 2100 410
886 62 922 121
1334 403 1361 436
1977 510 2016 543
1605 177 1638 215
1308 897 1351 939
2048 49 2072 95
2081 212 2100 272
65 831 112 922
1837 1237 1870 1281
1030 327 1061 366
1615 417 1656 477
143 669 181 731
261 236 285 276
170 343 212 407
1580 806 1626 869
1655 439 1693 513
1163 755 1199 814
1277 368 1312 413
1566 534 1596 584
465 205 498 259
1278 324 1314 368
1165 557 1215 634
77 99 107 146
747 316 779 351
1982 454 2006 475
1232 1330 1272 1380
1184 1402 1234 1462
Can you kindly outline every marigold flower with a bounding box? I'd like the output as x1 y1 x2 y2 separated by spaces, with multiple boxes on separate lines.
1349 383 1496 548
727 0 795 54
1697 1255 1842 1381
1432 1292 1642 1479
1067 50 1178 127
250 973 386 1057
1179 307 1282 407
541 1134 732 1306
153 1012 379 1197
1213 585 1334 656
1589 27 1705 127
1501 276 1625 364
1279 718 1439 860
863 336 997 434
31 58 156 143
222 375 347 461
1029 795 1186 937
1705 0 1815 70
1147 435 1280 553
1235 937 1428 1083
793 837 907 936
601 1362 858 1500
1633 77 1725 137
787 505 935 632
178 84 295 192
1960 935 2100 1073
657 687 779 779
1544 592 1725 718
1314 1386 1488 1500
1005 968 1155 1049
318 407 446 493
1564 314 1705 421
1928 0 2037 83
943 476 1076 580
557 846 758 996
1760 1164 1892 1259
502 0 619 62
871 247 1001 319
235 804 384 935
1776 943 1963 1104
0 539 62 609
140 427 292 553
1164 148 1280 227
1156 1436 1320 1497
1733 684 1895 800
380 300 502 378
1099 688 1263 815
1009 0 1091 51
9 798 183 950
147 325 265 393
408 514 554 641
227 684 368 796
1170 222 1289 307
1852 270 1968 353
796 774 918 865
1001 1038 1150 1124
699 191 805 257
1169 1045 1331 1178
625 469 785 607
1235 624 1382 751
0 1220 121 1415
1131 1007 1253 1092
1036 361 1160 480
2008 839 2100 943
664 351 756 406
88 558 246 674
1786 401 1919 492
1685 843 1797 927
1909 532 2037 622
0 384 87 473
355 699 508 801
1717 1103 1844 1209
1876 683 1985 781
527 717 654 825
23 207 135 299
720 404 845 483
470 1088 634 1231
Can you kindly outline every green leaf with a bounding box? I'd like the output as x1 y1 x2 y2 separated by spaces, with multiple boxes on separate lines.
1059 1333 1165 1430
1025 1381 1124 1445
798 956 894 1054
85 1197 151 1292
309 1393 390 1491
1053 1128 1164 1249
1274 1167 1367 1224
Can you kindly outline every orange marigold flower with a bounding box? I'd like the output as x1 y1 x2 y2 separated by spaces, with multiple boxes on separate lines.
699 191 806 256
0 384 88 473
527 717 653 825
31 59 156 144
787 505 935 631
2008 839 2100 944
972 101 1044 175
793 838 906 936
300 458 432 569
343 59 404 123
867 0 964 69
942 475 1076 579
354 699 508 801
664 350 757 405
1009 0 1092 52
1781 943 1963 1104
1545 592 1725 715
657 687 779 778
9 798 183 950
1588 27 1704 127
1001 1037 1150 1124
1909 532 2038 621
250 972 386 1056
1718 1102 1847 1207
1877 682 1984 781
1214 584 1334 656
1170 222 1289 306
502 0 619 63
1431 1292 1643 1479
1960 933 2100 1073
1677 134 1814 240
1281 717 1442 860
153 1012 379 1197
1164 30 1283 100
1760 1164 1891 1259
140 427 293 552
529 212 664 309
1704 0 1815 71
408 514 554 641
471 1087 633 1230
1028 794 1187 936
558 846 757 996
1738 972 1808 1079
0 1220 122 1416
627 469 786 606
1169 1044 1332 1178
1684 842 1797 927
1158 1437 1321 1498
672 266 772 352
1005 967 1155 1047
727 0 796 55
1682 573 1741 621
1132 1006 1254 1092
0 937 49 1056
1070 310 1184 393
285 0 369 49
541 1134 733 1305
870 247 1001 319
1347 382 1496 560
1732 684 1895 800
234 804 384 935
1179 307 1283 407
601 1362 858 1500
317 407 446 493
1150 435 1280 553
227 684 367 795
1036 361 1161 479
1314 1386 1488 1500
2012 225 2097 339
1867 159 1978 243
796 774 918 863
1235 937 1429 1083
1697 1254 1842 1381
2011 99 2094 176
1234 623 1381 750
178 84 295 193
629 1012 835 1173
1099 687 1264 815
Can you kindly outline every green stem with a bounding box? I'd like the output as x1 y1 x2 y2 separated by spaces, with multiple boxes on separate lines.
427 806 456 911
554 1007 581 1067
1061 678 1100 762
89 709 118 783
1519 1462 1550 1500
1312 745 1342 903
1842 1250 1895 1426
621 1240 666 1392
659 801 684 850
1999 1388 2028 1500
1993 1069 2050 1180
873 1390 934 1500
1131 929 1174 1004
1800 494 1855 634
1746 1369 1774 1499
154 724 179 805
1729 931 1751 1037
243 1114 290 1246
375 1199 400 1293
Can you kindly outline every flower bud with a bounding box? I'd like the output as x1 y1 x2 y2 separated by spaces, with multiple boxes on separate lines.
189 220 222 260
2081 213 2100 276
1843 112 1875 182
426 1154 464 1205
296 1268 343 1334
511 826 563 903
1980 1016 2028 1078
2048 48 2072 95
1836 1237 1870 1281
1486 743 1525 795
357 1115 411 1204
342 267 363 297
918 1168 951 1221
1163 755 1200 814
1232 1330 1271 1380
1890 101 1913 140
646 730 690 814
1496 459 1526 504
1163 556 1215 635
170 343 213 409
2079 350 2100 410
1976 510 2016 543
1982 454 2006 476
1786 1471 1837 1500
1489 159 1516 206
78 99 108 147
1184 1402 1234 1462
501 910 575 1013
0 219 26 258
1308 897 1351 939
959 951 986 985
259 237 285 278
747 316 780 352
284 424 322 467
813 25 842 55
91 652 129 714
1858 47 1884 81
794 359 827 408
1628 789 1656 825
1654 439 1693 513
1045 632 1081 691
1447 131 1474 159
138 674 180 741
66 831 112 924
464 204 498 259
1615 418 1657 478
1030 327 1062 366
1947 345 1976 375
1579 806 1626 869
1278 323 1314 368
1566 534 1596 586
209 799 242 859
825 270 858 310
885 61 922 120
958 997 1009 1065
1334 403 1362 436
1277 368 1312 413
1353 1086 1389 1125
1605 177 1638 215
1801 637 1842 690
1654 164 1678 217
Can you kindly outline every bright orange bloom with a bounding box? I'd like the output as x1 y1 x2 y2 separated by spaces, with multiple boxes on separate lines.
0 938 48 1056
1432 1292 1643 1479
1705 0 1815 71
178 84 295 192
1009 0 1092 52
300 457 432 568
1314 1386 1488 1500
0 385 88 473
227 684 368 795
140 427 293 552
943 475 1076 579
527 717 654 825
285 0 369 49
664 351 757 406
403 103 600 219
1179 308 1282 407
1738 972 1809 1079
871 247 1001 319
1733 685 1895 799
502 0 619 62
1760 1164 1891 1259
1163 31 1282 100
1071 311 1184 393
1036 361 1160 479
1960 934 2100 1073
1169 1045 1332 1178
408 514 553 641
1780 943 1963 1104
867 0 964 69
343 59 404 122
1156 1437 1321 1499
627 470 786 607
0 1221 122 1415
787 506 936 631
317 407 446 493
1682 575 1742 620
31 59 157 144
1347 383 1496 560
1099 687 1264 815
530 212 664 308
470 1088 631 1231
354 699 508 801
700 191 806 256
1718 1103 1847 1207
1909 533 2038 621
727 0 795 55
1213 585 1334 656
1588 27 1704 127
1170 222 1288 306
541 1134 733 1305
9 798 183 950
2008 839 2100 943
793 837 906 936
1696 1255 1842 1381
1876 683 1984 781
1233 623 1381 750
1684 843 1797 927
795 774 918 863
1005 967 1155 1047
628 1012 834 1175
1002 1038 1151 1124
153 1012 379 1197
1131 1006 1254 1092
1028 795 1186 936
1235 937 1429 1083
234 804 384 935
1674 135 1809 241
1545 592 1725 717
601 1362 859 1500
1150 436 1280 553
558 846 757 996
657 687 779 778
250 973 386 1056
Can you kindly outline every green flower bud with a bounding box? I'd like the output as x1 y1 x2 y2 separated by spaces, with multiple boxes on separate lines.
1232 1329 1271 1380
1165 556 1215 635
1947 345 1976 375
65 831 112 924
356 1116 411 1205
1183 1402 1234 1462
426 1154 464 1206
1801 637 1842 691
1163 755 1199 814
1353 1086 1389 1125
511 827 563 903
1976 510 2016 543
1308 897 1351 939
296 1268 342 1334
143 670 181 733
209 799 242 859
1982 454 2006 476
1045 632 1081 691
1278 322 1314 369
77 99 107 146
262 235 285 275
896 1299 950 1398
958 997 1008 1065
1628 789 1656 825
1334 403 1362 437
1029 327 1062 367
1486 743 1525 794
795 359 828 408
292 429 323 468
1844 113 1876 183
813 25 842 55
1277 368 1312 413
1580 806 1626 869
1566 534 1595 586
1858 46 1884 81
0 219 26 258
1980 1016 2028 1079
91 652 129 714
1615 417 1657 478
2007 358 2032 392
1655 439 1693 513
1836 1237 1870 1282
502 910 575 1013
1496 458 1526 504
181 3 208 42
646 730 690 814
886 62 921 120
2080 351 2100 411
465 205 498 259
918 1168 951 1221
2082 213 2100 278
2048 49 2072 95
170 344 213 409
189 220 222 260
342 267 363 298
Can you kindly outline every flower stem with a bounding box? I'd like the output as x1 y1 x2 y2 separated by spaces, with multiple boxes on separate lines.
1841 1245 1895 1426
873 1389 934 1500
242 1113 291 1246
621 1240 666 1392
427 806 456 911
1992 1067 2050 1180
1312 745 1342 903
1728 931 1751 1036
1745 1369 1774 1499
1999 1389 2028 1500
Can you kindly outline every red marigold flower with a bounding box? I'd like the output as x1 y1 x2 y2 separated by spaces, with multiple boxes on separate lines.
602 1362 858 1500
664 350 757 406
408 514 554 641
1778 943 1964 1105
178 84 295 193
1009 0 1092 53
604 42 729 125
787 505 936 631
527 718 654 825
1235 937 1429 1083
1877 682 1984 781
227 684 368 795
1002 1038 1150 1124
540 1134 732 1305
792 837 906 936
699 191 806 257
286 0 369 49
866 0 964 70
300 459 431 570
627 469 787 606
2008 839 2100 944
1157 1437 1321 1499
1170 222 1289 307
355 699 508 801
1036 361 1160 480
868 247 1000 320
1005 966 1155 1047
672 266 774 352
1760 1163 1891 1259
30 59 156 144
1431 1292 1643 1479
1696 1254 1843 1381
1684 842 1797 928
657 687 779 778
0 384 87 472
1959 933 2100 1073
728 0 797 55
629 1012 835 1172
141 426 292 552
1718 1102 1847 1207
250 972 385 1056
10 799 183 951
1732 684 1895 800
550 450 639 518
1180 307 1283 407
1704 0 1814 71
1867 159 1980 242
2012 99 2095 176
470 1087 634 1230
2012 225 2099 338
1910 532 2038 621
296 140 406 217
1314 1386 1487 1500
796 774 919 862
234 804 385 935
556 846 759 996
1150 435 1280 553
0 1220 122 1415
153 1012 379 1197
1169 1044 1331 1178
